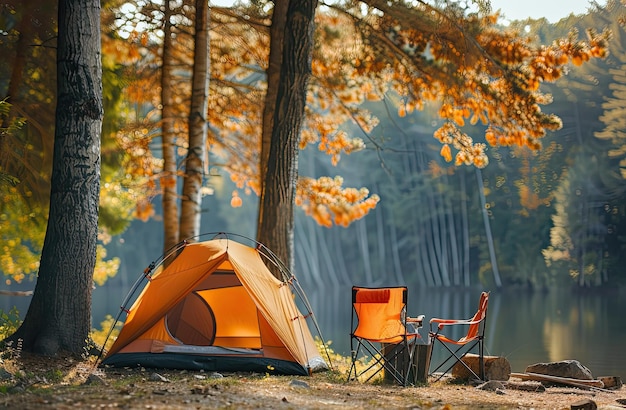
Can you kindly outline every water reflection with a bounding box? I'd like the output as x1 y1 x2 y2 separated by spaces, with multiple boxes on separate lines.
6 269 623 379
306 285 626 379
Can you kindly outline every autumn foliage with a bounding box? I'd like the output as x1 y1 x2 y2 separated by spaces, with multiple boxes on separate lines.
324 1 608 168
103 0 609 229
296 176 380 227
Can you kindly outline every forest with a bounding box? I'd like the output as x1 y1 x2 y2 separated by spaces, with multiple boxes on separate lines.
289 2 626 291
1 0 625 343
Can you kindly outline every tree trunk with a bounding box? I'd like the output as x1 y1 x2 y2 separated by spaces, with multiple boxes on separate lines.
179 0 209 241
258 0 289 187
1 2 56 204
2 5 34 121
329 225 351 285
9 0 102 355
445 176 461 286
257 0 318 274
357 220 373 284
476 169 502 287
161 0 179 253
388 208 406 284
460 170 471 286
418 228 435 287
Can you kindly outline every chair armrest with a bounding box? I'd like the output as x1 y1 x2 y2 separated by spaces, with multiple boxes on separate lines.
429 317 481 332
406 314 425 325
406 315 424 331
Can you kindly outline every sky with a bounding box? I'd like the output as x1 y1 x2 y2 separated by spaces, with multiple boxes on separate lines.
210 0 599 23
489 0 596 23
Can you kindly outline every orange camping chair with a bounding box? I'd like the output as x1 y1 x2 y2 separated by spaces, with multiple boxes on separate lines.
428 291 489 382
347 286 423 386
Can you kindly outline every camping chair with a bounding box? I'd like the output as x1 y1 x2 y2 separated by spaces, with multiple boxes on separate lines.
428 291 489 382
347 286 423 386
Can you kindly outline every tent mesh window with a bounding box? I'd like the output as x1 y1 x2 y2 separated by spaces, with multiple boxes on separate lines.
166 292 216 346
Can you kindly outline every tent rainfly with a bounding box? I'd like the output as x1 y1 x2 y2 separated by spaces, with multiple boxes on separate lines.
101 235 328 376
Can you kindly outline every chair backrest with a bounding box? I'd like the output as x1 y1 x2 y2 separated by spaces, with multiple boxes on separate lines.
351 286 408 343
464 291 489 340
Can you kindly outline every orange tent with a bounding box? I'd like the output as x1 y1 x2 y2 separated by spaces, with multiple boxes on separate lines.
102 237 327 375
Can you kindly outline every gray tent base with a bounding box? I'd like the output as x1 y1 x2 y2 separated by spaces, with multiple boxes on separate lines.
101 353 310 376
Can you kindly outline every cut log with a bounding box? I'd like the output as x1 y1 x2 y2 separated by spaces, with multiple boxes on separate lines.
451 354 511 381
510 372 607 391
503 380 546 392
596 376 622 389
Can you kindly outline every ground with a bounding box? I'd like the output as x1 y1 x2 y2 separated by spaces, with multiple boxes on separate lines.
0 353 623 409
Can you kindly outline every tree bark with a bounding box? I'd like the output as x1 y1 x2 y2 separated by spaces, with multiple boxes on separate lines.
179 0 209 242
257 0 318 274
161 0 179 253
258 0 289 188
9 0 102 355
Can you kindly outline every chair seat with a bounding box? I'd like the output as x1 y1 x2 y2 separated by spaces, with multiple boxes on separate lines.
347 286 424 386
432 333 478 345
356 332 421 344
428 291 490 381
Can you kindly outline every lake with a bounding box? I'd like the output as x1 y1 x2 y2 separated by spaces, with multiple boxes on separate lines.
306 286 626 379
4 282 623 379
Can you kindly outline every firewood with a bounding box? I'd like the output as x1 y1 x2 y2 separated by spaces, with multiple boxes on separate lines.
451 354 511 381
596 376 622 389
503 380 546 392
510 372 613 392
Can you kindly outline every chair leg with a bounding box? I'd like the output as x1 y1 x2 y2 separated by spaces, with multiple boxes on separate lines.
346 342 362 382
347 350 356 382
428 336 435 378
429 338 481 382
347 341 391 384
348 344 383 383
348 344 382 383
478 339 485 380
405 340 417 386
349 339 415 386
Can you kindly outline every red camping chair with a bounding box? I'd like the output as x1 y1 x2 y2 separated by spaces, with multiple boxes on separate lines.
428 291 489 381
347 286 423 386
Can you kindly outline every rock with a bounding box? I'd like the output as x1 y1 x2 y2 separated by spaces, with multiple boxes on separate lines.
570 398 597 410
476 380 505 391
209 372 224 379
289 379 310 389
83 374 106 385
8 383 26 393
526 360 593 380
149 372 169 382
0 367 13 381
191 385 209 395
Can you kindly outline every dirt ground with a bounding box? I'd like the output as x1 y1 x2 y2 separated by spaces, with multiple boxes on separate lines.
0 353 623 409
